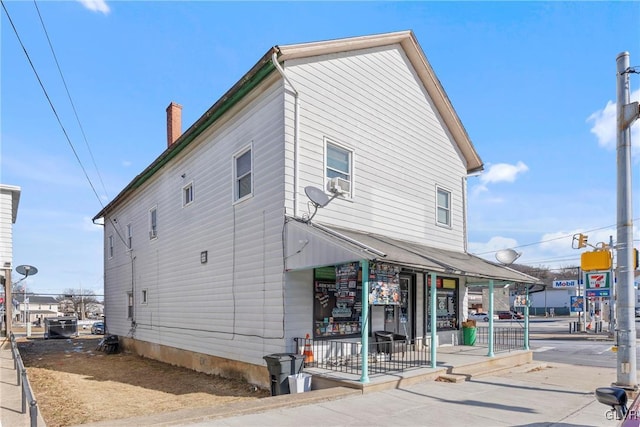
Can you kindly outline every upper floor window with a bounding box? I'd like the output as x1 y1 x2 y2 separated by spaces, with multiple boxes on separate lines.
234 146 252 201
108 235 114 258
183 182 194 206
436 187 451 227
141 289 148 305
325 139 353 196
126 223 133 250
149 206 158 239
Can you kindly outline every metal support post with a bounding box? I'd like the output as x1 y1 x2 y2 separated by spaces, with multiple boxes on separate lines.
487 279 494 357
359 259 370 384
614 51 638 390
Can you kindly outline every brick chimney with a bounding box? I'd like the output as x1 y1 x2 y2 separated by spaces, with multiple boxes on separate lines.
166 102 182 147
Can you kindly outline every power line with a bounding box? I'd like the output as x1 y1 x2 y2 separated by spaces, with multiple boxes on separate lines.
32 0 110 200
2 0 126 246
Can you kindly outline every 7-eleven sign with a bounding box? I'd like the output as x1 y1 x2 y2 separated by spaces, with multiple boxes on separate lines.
586 271 611 289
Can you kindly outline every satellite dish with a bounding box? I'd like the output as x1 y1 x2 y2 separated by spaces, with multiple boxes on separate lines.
495 249 521 265
16 265 38 277
304 186 330 208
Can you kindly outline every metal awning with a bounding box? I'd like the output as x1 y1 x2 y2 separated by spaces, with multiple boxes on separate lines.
284 217 539 284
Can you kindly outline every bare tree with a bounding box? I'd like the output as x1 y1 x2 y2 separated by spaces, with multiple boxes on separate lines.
56 289 101 320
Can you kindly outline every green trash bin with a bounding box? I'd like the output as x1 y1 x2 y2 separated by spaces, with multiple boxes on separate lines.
463 327 476 346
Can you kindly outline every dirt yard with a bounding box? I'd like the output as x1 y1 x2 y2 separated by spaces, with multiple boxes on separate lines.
16 333 270 427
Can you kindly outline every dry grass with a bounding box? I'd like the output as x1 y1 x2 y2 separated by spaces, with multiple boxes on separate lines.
16 334 269 427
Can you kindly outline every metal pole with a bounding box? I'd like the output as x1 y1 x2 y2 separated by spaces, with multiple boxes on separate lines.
487 280 494 357
359 259 370 383
524 286 530 350
610 235 616 336
615 51 637 390
430 272 437 368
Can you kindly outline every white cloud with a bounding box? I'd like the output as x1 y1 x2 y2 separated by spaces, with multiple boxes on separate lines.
587 89 640 153
121 160 132 167
77 0 110 14
480 161 529 184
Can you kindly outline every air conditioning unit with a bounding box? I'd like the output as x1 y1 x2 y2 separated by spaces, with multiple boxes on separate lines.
329 177 350 194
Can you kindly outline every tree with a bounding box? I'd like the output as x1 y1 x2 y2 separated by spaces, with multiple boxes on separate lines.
56 289 101 320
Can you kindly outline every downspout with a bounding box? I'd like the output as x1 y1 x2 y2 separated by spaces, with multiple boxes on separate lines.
272 52 300 218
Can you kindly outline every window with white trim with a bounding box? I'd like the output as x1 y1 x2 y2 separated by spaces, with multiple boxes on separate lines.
234 146 252 201
325 139 353 196
127 291 133 319
126 223 132 250
149 207 158 239
108 235 114 258
141 289 148 305
436 187 451 227
183 182 194 206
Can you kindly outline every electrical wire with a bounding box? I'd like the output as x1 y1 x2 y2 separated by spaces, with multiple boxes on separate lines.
32 0 110 200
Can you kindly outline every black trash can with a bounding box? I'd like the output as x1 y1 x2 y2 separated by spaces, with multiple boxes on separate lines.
263 353 305 396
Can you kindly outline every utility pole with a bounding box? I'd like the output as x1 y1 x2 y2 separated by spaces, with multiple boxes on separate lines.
615 51 639 390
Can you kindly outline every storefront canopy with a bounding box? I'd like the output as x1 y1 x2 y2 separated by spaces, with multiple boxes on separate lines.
284 218 539 285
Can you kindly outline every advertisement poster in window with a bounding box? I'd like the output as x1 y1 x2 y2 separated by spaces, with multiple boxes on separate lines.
313 263 362 338
368 263 400 305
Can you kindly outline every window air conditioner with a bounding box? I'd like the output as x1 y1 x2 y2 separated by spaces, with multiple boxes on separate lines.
329 177 350 194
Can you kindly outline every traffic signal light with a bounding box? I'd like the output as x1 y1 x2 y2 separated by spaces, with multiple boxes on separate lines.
573 233 588 249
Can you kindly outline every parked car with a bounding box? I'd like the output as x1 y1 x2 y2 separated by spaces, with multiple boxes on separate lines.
91 321 105 335
635 307 640 317
595 386 640 426
498 311 524 320
468 312 499 322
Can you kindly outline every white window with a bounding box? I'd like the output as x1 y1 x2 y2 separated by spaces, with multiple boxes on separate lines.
108 235 114 258
325 139 353 196
183 182 194 206
127 291 133 319
141 289 148 305
233 146 252 201
149 206 158 239
436 187 451 227
126 223 132 250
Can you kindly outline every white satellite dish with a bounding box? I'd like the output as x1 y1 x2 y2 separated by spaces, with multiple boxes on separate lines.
305 186 330 208
495 249 521 265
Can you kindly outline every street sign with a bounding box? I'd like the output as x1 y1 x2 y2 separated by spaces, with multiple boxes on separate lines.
586 289 611 297
570 295 584 312
586 271 611 289
552 280 578 289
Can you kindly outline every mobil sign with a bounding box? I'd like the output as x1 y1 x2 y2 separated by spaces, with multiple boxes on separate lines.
552 280 578 289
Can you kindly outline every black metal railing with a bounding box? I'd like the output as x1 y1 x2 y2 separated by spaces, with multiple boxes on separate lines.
475 326 524 352
9 332 39 427
294 335 430 375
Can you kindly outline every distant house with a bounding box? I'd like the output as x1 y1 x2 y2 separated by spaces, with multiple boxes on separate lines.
93 31 536 387
0 184 21 336
17 295 60 324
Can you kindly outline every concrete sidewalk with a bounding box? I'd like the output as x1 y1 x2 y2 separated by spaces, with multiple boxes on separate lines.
0 337 47 427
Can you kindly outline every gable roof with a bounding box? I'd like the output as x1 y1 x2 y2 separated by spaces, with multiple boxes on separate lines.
94 30 482 220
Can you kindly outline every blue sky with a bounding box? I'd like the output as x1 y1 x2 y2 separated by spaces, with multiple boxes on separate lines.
1 1 639 297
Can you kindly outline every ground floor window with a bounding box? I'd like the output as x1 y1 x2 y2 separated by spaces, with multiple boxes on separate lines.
313 263 362 338
426 276 459 331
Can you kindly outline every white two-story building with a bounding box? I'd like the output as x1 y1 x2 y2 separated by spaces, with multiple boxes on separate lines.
93 31 536 387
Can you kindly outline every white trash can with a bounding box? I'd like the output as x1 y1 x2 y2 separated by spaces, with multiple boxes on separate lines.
287 373 312 393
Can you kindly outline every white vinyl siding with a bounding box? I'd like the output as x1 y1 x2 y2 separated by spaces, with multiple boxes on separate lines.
286 44 466 251
101 82 287 364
